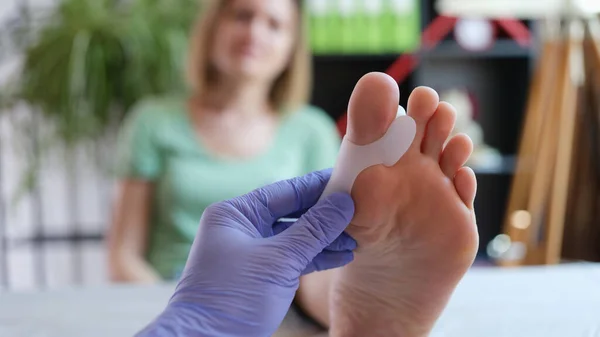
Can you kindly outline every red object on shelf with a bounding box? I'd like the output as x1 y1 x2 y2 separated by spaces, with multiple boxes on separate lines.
495 19 532 46
335 16 531 136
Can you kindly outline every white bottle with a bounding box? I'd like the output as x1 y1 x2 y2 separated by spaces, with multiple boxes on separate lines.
338 0 357 17
390 0 415 14
364 0 383 16
307 0 328 17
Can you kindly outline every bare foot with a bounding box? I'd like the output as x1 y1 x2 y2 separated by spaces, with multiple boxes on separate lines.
329 73 479 337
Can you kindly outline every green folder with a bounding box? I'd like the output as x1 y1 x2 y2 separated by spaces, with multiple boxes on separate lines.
307 0 421 55
306 0 332 54
383 0 421 53
363 0 384 53
338 0 359 53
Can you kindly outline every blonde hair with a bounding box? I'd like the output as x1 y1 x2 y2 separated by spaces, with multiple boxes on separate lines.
187 0 311 113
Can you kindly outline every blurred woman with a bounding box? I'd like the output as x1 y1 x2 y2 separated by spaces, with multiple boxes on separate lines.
108 0 337 327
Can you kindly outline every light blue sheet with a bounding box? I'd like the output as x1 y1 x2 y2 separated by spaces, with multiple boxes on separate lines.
1 263 599 337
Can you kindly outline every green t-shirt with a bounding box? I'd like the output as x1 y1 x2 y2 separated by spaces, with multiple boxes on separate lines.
116 96 341 279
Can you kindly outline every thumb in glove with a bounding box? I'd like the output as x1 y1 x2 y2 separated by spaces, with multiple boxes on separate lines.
274 192 356 274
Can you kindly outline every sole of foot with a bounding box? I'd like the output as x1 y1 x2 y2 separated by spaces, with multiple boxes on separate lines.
330 72 479 337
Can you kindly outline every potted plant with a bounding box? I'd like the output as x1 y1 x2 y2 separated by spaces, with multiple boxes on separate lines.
0 0 200 198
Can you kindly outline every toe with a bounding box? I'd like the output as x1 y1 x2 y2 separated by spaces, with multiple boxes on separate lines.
454 166 477 209
422 102 456 159
407 86 440 151
347 72 399 145
440 134 473 178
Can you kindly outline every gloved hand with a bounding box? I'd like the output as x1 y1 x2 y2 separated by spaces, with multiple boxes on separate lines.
137 169 356 337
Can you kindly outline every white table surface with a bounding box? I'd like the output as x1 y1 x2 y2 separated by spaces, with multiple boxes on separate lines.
1 263 599 337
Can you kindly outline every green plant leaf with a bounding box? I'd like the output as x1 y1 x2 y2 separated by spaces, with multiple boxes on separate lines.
3 0 201 203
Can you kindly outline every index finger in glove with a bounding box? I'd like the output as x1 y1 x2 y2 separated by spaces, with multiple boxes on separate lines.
277 192 355 265
274 221 357 252
236 169 333 224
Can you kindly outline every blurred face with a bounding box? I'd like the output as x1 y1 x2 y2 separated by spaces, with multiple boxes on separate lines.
210 0 297 83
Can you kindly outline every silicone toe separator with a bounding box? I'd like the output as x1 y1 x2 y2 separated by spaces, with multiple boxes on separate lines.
319 106 416 201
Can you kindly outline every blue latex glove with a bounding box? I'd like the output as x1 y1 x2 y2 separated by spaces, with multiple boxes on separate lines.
137 169 356 337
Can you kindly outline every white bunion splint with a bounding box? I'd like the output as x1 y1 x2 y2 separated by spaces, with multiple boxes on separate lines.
319 106 416 201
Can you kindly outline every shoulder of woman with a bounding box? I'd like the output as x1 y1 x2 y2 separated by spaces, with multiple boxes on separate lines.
124 95 187 128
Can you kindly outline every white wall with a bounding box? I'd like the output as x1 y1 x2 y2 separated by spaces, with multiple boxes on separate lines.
1 0 112 291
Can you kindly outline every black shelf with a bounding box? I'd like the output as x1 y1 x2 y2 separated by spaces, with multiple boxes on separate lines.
475 173 512 257
309 0 535 260
311 55 416 120
312 40 532 63
422 40 532 59
414 57 530 155
313 53 403 62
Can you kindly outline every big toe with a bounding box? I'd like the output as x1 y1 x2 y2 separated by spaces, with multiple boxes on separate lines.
346 72 400 145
